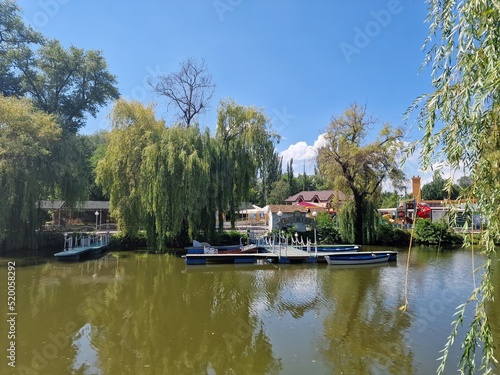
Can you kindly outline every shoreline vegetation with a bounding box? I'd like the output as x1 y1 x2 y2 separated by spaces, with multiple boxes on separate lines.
0 217 478 257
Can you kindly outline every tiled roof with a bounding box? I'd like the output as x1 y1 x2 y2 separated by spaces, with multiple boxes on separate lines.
267 204 326 214
284 190 348 203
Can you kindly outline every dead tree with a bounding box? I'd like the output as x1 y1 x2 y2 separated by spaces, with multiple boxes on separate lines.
149 58 215 126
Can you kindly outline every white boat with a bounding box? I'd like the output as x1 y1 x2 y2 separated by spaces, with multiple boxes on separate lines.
324 252 390 265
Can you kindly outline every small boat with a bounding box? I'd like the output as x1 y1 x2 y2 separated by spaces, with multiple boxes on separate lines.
301 244 360 252
185 239 257 254
324 252 390 265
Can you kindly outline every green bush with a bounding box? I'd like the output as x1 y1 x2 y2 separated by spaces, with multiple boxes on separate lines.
316 212 342 244
413 218 463 245
110 231 148 250
36 231 65 251
375 221 410 245
214 230 245 245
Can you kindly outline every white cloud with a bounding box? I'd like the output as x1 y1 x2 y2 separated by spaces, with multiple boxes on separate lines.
279 134 327 175
279 136 468 189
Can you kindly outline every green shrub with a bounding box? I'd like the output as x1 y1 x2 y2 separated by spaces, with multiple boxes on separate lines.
36 231 65 251
214 230 245 245
375 221 410 245
413 218 463 245
316 212 342 244
110 231 148 250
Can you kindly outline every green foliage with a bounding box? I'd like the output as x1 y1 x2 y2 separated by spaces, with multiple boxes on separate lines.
413 218 461 245
109 231 148 250
0 0 44 96
338 201 355 244
408 0 500 371
214 230 245 246
215 99 280 230
421 171 459 200
380 191 400 209
316 212 341 244
10 39 119 134
97 100 164 237
375 220 410 245
267 179 290 204
0 95 61 251
36 231 64 251
141 125 210 251
97 99 278 250
317 103 405 244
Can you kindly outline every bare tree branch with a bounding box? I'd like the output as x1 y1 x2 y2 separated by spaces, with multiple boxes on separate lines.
149 58 215 127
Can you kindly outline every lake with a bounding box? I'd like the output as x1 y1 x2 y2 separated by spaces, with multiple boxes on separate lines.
1 245 498 375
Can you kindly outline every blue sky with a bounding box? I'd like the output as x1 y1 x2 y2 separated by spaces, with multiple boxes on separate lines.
16 0 435 187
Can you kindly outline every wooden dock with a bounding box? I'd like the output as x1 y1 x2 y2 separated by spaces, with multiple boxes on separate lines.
183 244 330 265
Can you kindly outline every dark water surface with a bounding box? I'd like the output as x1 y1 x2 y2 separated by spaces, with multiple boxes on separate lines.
0 246 498 375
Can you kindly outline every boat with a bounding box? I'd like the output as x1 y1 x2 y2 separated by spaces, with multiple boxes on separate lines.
54 233 109 261
301 244 360 252
324 252 390 265
184 239 258 254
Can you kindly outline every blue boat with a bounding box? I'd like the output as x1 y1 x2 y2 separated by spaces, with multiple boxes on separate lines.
302 244 360 252
324 251 397 265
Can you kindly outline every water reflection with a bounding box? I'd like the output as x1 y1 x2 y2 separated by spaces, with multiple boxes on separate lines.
0 247 498 374
318 265 413 374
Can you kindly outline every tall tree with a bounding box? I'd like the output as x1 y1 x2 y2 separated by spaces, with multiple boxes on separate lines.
215 99 279 229
150 57 215 127
97 100 164 236
83 131 109 201
286 158 295 196
317 103 404 244
0 0 43 96
408 1 500 372
421 171 459 200
255 133 282 206
457 175 472 190
141 125 211 249
0 95 61 251
10 39 119 134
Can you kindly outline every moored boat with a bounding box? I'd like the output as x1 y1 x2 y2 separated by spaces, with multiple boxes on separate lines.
301 244 360 252
324 252 391 265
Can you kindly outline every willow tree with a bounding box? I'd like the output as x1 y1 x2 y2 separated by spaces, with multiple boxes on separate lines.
317 103 404 244
96 100 164 236
215 99 280 230
141 125 211 250
97 99 213 249
407 1 500 373
0 95 60 251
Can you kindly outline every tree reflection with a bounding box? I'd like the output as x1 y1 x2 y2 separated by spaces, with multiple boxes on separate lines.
84 256 282 374
318 266 414 374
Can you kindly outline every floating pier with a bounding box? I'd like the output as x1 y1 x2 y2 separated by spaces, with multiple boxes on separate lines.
184 243 339 265
54 233 110 261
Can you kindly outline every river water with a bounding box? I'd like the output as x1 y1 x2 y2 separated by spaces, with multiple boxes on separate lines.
0 245 498 375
